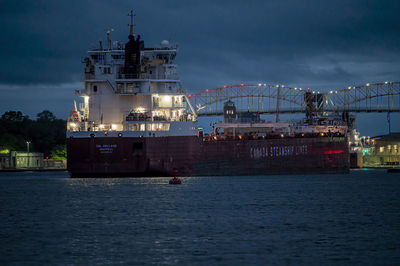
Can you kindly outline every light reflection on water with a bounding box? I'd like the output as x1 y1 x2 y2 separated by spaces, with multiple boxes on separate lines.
0 169 399 265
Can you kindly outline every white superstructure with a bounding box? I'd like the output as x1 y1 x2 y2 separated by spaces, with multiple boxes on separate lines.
67 19 197 138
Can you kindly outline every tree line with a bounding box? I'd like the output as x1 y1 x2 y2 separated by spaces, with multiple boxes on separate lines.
0 110 66 158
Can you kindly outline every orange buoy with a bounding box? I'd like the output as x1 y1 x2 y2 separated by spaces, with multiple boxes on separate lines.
169 168 181 184
169 177 182 184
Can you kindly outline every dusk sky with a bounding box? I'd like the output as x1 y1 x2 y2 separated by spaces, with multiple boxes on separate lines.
0 0 399 136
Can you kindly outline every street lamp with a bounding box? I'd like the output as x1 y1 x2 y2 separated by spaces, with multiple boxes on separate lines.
26 141 31 168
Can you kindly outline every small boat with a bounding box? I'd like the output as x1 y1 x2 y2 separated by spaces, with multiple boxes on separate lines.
169 177 182 184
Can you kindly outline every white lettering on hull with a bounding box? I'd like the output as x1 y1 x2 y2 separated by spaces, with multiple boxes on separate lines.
250 145 308 159
96 144 117 154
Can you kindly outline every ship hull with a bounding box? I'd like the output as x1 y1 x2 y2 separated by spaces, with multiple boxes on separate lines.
67 136 349 177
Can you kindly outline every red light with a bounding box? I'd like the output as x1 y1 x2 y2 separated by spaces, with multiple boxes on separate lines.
241 84 244 86
324 150 344 155
188 94 191 98
45 156 49 159
205 89 209 92
223 85 227 88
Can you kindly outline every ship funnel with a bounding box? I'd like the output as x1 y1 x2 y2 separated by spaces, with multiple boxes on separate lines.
123 10 144 78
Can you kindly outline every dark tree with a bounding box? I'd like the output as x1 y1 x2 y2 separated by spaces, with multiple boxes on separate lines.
0 110 66 157
37 110 56 122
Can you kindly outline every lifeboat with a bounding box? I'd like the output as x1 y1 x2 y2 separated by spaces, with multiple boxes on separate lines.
70 110 80 121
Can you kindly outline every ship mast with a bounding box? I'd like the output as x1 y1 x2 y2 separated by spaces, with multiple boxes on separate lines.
129 9 135 36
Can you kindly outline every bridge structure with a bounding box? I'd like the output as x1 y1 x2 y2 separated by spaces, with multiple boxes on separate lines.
187 82 400 118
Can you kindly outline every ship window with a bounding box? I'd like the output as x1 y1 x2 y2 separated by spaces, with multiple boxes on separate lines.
112 55 124 60
93 85 98 92
103 67 111 74
117 83 124 92
156 95 172 107
127 83 134 93
146 123 170 131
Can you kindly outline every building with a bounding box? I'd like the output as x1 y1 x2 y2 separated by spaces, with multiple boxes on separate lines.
43 159 67 169
0 151 44 170
363 133 400 167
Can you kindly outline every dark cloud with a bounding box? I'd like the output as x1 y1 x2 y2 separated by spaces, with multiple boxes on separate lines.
0 0 399 135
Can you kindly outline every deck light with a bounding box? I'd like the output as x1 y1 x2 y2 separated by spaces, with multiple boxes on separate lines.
136 107 146 113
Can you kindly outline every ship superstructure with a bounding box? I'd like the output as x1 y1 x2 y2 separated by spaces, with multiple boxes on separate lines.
67 16 197 138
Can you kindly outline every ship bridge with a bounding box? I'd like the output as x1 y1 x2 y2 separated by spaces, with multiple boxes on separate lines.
187 82 400 118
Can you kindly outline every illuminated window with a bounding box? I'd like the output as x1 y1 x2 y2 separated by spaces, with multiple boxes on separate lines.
379 147 384 153
127 83 134 93
153 95 173 107
146 123 170 131
173 96 183 107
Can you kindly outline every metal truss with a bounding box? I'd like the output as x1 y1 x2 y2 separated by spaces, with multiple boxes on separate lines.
188 82 400 116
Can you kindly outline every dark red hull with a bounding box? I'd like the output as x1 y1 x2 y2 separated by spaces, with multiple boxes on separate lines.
67 136 349 177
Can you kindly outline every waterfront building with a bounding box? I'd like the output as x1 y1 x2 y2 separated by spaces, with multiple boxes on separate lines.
363 133 400 167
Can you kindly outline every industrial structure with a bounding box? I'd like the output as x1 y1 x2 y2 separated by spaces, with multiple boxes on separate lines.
188 82 400 118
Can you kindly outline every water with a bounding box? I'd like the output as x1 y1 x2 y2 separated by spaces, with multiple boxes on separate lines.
0 170 399 265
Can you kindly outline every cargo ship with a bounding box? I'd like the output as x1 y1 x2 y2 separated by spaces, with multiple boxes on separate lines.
66 15 350 177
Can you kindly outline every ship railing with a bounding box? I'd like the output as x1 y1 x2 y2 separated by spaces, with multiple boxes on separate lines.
67 121 88 132
153 102 185 108
124 115 192 122
125 114 152 122
117 73 179 80
117 87 142 94
202 132 346 142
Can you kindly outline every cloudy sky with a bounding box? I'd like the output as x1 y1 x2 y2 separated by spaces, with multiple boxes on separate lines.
0 0 399 135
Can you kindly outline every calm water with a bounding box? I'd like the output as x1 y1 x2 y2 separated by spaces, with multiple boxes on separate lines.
0 170 399 265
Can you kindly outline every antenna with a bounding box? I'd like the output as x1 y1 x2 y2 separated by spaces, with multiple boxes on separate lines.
128 9 135 36
106 28 114 50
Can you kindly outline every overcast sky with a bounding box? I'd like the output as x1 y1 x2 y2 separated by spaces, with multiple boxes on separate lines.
0 0 399 136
